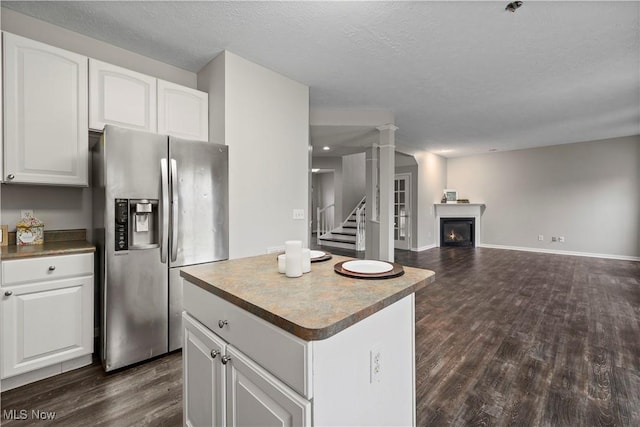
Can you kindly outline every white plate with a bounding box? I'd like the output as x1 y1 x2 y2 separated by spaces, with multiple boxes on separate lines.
342 260 393 274
310 250 326 260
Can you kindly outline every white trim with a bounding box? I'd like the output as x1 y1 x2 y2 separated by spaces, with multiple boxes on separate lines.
376 124 399 132
411 244 436 252
479 244 640 262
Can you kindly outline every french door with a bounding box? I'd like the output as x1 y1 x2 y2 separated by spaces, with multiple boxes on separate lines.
394 174 411 250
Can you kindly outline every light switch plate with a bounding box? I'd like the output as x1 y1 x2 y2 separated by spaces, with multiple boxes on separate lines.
293 209 305 220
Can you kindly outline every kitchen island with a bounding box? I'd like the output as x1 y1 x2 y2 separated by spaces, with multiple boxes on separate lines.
180 253 435 427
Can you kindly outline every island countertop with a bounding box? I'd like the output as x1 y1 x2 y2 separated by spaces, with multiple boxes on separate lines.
180 253 435 341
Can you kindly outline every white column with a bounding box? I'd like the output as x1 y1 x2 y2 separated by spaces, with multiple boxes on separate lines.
365 147 379 259
377 124 397 262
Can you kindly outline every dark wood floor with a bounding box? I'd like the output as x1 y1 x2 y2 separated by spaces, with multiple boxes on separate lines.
2 247 639 426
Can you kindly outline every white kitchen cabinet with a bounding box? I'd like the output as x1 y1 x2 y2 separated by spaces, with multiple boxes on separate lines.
183 312 226 427
184 277 415 426
1 253 94 390
3 32 89 186
89 58 157 132
0 33 4 183
183 313 311 427
158 79 208 141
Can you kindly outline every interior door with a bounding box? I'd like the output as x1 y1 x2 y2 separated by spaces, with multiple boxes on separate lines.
394 174 411 250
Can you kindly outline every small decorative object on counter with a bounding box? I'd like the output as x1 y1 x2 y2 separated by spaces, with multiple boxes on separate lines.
456 199 470 204
277 254 286 274
16 214 44 246
440 193 448 204
284 240 303 278
302 248 311 273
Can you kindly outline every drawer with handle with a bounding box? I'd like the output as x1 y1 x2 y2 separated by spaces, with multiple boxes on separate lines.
183 281 313 399
2 253 93 286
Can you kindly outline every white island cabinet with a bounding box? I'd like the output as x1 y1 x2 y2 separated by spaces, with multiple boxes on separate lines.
0 252 94 391
181 253 434 427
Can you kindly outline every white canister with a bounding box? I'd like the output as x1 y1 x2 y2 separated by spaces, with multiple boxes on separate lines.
285 240 302 278
302 248 311 273
277 254 286 274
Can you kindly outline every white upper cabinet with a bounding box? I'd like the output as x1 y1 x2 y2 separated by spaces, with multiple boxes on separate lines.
89 59 157 132
158 79 209 141
3 32 88 186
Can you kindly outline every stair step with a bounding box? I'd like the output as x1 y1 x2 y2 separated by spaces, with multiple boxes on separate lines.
319 237 356 245
332 231 356 237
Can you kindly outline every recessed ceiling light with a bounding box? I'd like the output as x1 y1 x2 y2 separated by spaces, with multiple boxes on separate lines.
322 146 331 151
439 149 454 154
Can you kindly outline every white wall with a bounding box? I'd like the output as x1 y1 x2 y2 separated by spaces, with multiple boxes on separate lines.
0 8 196 87
312 157 343 227
414 152 447 250
341 152 366 219
447 135 640 258
199 51 309 258
311 172 335 232
0 10 198 234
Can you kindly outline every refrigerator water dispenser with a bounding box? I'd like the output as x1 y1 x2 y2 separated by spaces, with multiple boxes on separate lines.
129 199 159 249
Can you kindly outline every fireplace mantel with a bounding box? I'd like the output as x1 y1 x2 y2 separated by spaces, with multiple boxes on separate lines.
434 203 485 247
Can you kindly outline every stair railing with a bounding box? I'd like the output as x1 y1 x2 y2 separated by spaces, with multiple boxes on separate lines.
355 202 366 251
316 204 335 245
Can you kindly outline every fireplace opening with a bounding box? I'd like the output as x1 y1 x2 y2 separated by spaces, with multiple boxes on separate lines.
440 217 475 247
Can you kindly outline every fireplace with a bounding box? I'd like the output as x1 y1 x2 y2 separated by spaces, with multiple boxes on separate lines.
440 217 475 247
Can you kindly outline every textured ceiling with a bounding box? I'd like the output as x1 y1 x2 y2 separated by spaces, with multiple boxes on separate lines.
3 1 639 157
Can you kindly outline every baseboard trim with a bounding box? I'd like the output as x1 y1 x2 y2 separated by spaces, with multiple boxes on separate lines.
478 244 640 262
411 244 436 252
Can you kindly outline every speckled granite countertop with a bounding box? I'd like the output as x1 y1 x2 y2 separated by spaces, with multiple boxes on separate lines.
180 253 435 341
1 229 95 260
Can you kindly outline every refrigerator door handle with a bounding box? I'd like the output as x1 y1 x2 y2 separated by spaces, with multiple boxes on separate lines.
160 159 169 264
170 158 179 262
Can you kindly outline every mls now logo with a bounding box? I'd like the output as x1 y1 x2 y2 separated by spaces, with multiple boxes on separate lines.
3 409 56 420
3 409 28 420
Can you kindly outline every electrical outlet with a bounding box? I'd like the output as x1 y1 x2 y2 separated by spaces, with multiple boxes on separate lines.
370 344 382 384
538 234 544 241
551 236 557 242
293 209 305 220
21 209 34 219
559 236 565 243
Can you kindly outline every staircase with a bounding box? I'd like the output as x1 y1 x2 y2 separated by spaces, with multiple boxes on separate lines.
317 197 365 251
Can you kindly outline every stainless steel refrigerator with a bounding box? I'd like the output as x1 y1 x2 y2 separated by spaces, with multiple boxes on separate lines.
93 125 228 372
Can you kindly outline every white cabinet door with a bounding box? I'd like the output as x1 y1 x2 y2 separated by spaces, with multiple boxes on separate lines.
157 79 208 141
183 313 226 427
3 32 88 186
0 33 4 183
89 59 157 132
226 346 311 427
1 276 93 379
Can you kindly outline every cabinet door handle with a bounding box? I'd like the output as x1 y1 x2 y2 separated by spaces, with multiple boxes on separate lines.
210 350 219 359
4 291 13 296
6 174 14 180
48 266 56 271
221 355 231 365
218 320 228 329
